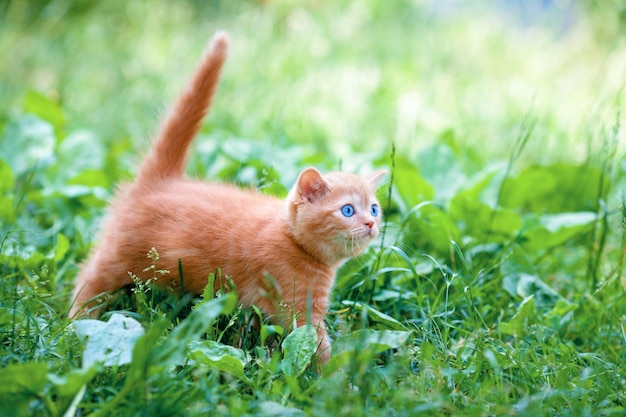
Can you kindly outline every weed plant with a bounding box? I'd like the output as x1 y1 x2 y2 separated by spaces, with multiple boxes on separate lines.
1 1 625 416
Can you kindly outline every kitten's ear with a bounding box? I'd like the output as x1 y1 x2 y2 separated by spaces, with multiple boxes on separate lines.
296 167 330 202
365 169 387 187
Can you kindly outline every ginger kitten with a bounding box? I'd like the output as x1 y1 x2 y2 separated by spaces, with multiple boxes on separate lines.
69 32 386 364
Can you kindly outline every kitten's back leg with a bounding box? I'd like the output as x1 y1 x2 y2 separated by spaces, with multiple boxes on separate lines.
68 252 130 318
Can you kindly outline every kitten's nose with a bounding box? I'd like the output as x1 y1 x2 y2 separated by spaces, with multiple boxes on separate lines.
365 220 374 229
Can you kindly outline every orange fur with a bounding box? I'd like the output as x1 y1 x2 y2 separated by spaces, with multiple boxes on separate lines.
69 31 386 364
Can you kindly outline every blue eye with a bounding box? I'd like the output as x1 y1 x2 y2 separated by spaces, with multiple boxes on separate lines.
341 204 355 217
370 204 379 217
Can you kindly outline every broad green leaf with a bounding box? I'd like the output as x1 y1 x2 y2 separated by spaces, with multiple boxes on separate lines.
0 361 48 395
332 329 412 356
449 163 504 208
500 295 536 337
56 131 106 180
0 114 56 176
450 184 522 241
0 196 14 221
54 185 109 206
501 164 603 213
282 324 317 376
402 203 460 254
187 340 250 382
0 160 13 194
545 299 578 331
522 212 597 251
502 273 560 306
73 313 145 368
216 138 300 195
54 184 109 208
54 233 70 262
341 301 407 331
23 90 65 135
539 211 597 233
499 243 536 277
417 142 466 201
149 293 237 369
67 169 110 188
489 209 523 236
392 156 435 210
0 362 49 417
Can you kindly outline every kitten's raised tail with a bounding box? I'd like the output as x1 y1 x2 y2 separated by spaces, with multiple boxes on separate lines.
137 31 229 182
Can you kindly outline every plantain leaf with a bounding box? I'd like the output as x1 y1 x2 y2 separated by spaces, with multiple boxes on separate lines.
282 324 317 376
188 340 250 383
73 313 145 368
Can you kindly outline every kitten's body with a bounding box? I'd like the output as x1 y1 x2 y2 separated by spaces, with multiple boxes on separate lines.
70 32 384 363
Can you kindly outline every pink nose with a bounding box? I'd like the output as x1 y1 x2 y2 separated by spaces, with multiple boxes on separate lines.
365 220 374 229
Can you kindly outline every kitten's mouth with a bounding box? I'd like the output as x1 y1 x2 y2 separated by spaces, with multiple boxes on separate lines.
354 227 378 242
339 227 379 257
362 226 379 240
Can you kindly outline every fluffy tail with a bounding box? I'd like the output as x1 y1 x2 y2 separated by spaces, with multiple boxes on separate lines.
137 31 229 182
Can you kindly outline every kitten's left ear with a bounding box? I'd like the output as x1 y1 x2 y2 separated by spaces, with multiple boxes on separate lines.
296 167 331 202
365 169 387 187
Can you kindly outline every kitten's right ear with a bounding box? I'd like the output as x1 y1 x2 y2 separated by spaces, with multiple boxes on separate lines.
296 167 330 202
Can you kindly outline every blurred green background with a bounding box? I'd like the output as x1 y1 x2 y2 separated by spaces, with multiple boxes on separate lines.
1 3 626 415
1 0 624 169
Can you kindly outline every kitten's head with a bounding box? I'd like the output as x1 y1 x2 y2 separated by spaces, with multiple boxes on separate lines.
287 167 386 265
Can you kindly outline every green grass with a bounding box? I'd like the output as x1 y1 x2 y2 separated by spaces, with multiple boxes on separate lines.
1 1 626 416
